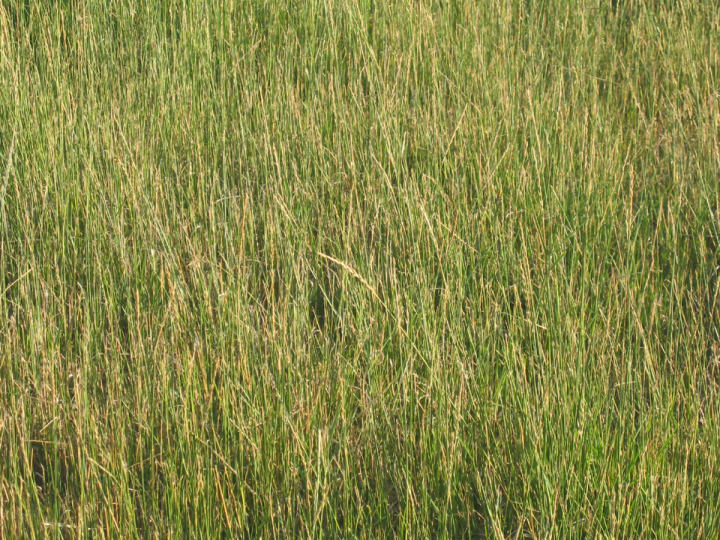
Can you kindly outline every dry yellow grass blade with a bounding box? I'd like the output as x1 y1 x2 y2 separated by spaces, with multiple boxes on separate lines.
317 251 381 303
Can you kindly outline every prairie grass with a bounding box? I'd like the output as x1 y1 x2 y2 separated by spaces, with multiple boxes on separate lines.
1 0 719 538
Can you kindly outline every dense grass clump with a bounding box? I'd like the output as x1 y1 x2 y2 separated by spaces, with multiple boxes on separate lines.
1 0 719 537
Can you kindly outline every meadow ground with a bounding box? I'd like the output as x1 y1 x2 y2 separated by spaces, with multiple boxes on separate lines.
1 0 719 538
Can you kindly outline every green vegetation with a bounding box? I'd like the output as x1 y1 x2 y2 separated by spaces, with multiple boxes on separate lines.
1 0 719 537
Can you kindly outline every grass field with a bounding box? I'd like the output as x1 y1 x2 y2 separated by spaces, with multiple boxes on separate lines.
1 0 719 537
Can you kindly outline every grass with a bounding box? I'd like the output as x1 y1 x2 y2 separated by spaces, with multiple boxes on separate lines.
0 0 719 537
